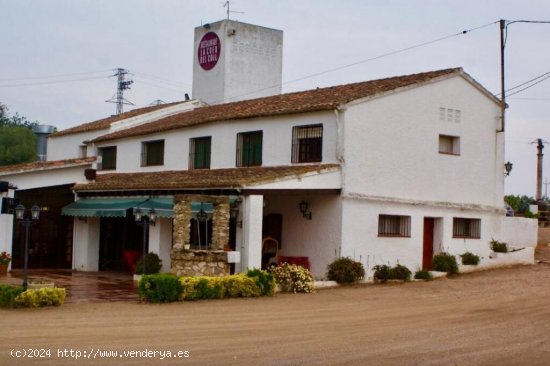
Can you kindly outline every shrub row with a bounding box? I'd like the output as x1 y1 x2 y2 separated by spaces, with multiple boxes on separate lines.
373 264 412 282
0 285 65 308
138 269 275 303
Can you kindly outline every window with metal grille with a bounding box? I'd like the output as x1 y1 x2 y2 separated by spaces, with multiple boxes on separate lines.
291 124 323 163
98 146 116 170
236 131 262 167
453 218 481 239
189 136 211 170
378 215 411 237
141 140 164 166
439 135 460 155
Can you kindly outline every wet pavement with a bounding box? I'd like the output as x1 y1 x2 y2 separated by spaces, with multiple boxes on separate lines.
0 270 139 303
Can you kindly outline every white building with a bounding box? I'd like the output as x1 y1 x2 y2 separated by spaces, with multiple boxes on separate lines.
0 20 537 279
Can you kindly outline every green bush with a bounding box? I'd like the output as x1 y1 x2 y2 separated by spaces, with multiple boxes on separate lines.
460 252 480 265
414 270 433 281
222 274 262 298
135 252 162 275
246 268 276 296
270 263 315 293
138 273 182 303
0 284 24 308
326 257 365 284
490 239 508 253
432 253 459 275
15 288 66 308
390 264 412 281
373 264 412 282
373 265 392 283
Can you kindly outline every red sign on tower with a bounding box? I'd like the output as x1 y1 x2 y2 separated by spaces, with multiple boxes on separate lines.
198 32 221 71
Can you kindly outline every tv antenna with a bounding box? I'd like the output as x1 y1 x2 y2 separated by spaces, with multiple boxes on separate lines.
223 1 244 20
106 68 134 115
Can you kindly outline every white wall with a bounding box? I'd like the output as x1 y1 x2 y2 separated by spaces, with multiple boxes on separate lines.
341 197 510 277
48 130 108 161
263 194 342 279
95 111 338 173
343 75 504 208
73 217 100 271
497 216 538 248
192 19 283 104
149 218 173 272
0 166 89 191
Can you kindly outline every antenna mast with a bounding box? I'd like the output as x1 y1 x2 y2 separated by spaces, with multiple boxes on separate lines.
223 1 244 20
106 68 134 115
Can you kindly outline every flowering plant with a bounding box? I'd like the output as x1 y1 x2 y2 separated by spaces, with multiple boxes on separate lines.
269 263 315 293
0 251 12 265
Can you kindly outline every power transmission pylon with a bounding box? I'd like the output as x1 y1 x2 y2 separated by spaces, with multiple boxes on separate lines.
106 68 134 115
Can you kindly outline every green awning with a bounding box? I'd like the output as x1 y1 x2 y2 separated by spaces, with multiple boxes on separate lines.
62 198 174 218
62 198 217 218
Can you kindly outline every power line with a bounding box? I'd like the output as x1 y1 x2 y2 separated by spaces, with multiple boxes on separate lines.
0 75 108 88
496 71 550 95
507 74 550 97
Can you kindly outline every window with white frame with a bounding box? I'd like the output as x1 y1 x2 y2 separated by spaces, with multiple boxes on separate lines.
453 218 481 239
378 215 411 237
439 135 460 155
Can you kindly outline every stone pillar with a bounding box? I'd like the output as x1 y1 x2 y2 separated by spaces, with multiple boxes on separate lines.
172 195 192 250
242 195 263 271
211 197 230 251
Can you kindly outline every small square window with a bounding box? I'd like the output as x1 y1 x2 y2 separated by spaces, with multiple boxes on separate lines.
98 146 116 170
236 131 262 167
141 140 164 166
378 215 411 237
439 135 460 155
292 124 323 163
453 218 481 239
189 137 211 170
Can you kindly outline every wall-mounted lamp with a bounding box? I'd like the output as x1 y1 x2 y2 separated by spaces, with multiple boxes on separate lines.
504 161 513 176
299 200 312 220
230 198 242 219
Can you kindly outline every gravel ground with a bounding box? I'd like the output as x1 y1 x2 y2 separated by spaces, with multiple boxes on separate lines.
2 246 550 366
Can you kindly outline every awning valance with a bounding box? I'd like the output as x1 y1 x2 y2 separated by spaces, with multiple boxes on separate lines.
62 198 174 218
62 198 217 218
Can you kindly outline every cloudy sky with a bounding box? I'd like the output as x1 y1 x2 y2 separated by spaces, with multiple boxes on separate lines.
0 0 549 196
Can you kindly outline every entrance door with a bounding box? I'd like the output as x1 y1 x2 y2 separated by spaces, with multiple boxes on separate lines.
423 218 434 270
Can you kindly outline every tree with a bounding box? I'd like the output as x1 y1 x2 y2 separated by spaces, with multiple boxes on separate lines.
0 103 39 166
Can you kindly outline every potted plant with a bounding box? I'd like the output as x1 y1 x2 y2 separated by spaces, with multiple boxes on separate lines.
0 251 11 275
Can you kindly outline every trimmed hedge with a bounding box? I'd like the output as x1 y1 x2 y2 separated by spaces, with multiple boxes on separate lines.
138 273 182 303
326 257 365 284
138 269 275 303
15 288 66 308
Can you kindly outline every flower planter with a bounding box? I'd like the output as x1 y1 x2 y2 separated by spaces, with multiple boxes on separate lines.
27 278 55 290
0 264 8 275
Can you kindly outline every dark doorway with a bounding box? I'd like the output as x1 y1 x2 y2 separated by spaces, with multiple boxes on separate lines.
99 214 144 271
12 185 74 269
423 218 434 270
263 214 283 248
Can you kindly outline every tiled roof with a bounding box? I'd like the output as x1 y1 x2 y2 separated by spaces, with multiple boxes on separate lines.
50 102 184 137
0 157 95 175
92 68 461 143
74 164 340 191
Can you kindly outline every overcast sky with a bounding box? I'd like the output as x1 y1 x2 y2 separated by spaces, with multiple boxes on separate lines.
0 0 548 196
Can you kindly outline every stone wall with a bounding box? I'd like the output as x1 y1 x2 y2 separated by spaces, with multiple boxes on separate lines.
171 250 229 277
171 194 232 276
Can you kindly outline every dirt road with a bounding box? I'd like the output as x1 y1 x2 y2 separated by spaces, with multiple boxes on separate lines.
2 250 550 365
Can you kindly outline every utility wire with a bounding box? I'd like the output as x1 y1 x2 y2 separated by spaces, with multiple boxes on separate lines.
496 71 550 96
507 75 550 97
0 70 111 82
0 75 108 88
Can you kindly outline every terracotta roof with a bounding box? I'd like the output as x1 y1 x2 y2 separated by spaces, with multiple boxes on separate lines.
0 157 95 175
92 68 461 143
74 164 340 191
50 102 184 138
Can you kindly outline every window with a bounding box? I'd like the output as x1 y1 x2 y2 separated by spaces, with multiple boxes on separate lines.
98 146 116 170
236 131 262 167
378 215 411 237
79 145 87 158
453 218 481 239
292 124 323 163
189 137 211 170
141 140 165 166
439 135 460 155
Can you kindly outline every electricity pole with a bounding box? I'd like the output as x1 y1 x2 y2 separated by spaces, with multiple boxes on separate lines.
533 139 547 201
106 68 134 115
